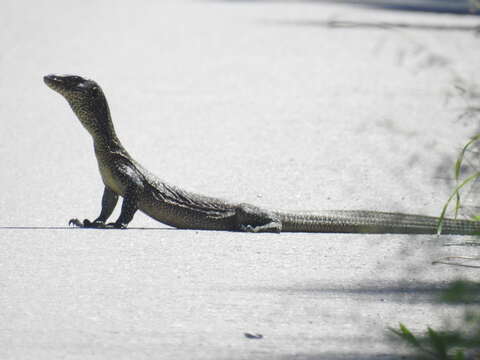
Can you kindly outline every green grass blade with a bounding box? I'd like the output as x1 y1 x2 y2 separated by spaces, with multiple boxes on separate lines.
452 135 480 218
389 323 423 349
438 172 480 234
454 135 480 180
427 327 448 359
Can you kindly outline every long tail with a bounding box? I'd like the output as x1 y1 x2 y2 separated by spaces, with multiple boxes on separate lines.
275 210 480 235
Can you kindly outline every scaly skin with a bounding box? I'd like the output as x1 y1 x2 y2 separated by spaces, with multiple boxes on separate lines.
44 74 480 234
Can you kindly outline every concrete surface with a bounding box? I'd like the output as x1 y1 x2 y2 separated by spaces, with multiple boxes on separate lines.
1 0 479 358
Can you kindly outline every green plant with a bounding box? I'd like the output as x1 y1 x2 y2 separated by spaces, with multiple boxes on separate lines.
438 81 480 234
389 281 480 359
437 134 480 234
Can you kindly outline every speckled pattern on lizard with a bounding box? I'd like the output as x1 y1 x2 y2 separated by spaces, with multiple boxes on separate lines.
44 74 480 234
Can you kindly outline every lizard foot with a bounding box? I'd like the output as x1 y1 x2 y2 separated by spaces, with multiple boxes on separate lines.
239 224 257 232
239 223 282 233
68 218 107 228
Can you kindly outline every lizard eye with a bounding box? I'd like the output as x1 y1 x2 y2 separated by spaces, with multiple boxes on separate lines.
90 86 99 97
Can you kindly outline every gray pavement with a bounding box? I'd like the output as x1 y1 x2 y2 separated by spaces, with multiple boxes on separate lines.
1 0 479 358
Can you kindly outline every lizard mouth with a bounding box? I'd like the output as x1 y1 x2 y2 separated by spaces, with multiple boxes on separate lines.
44 74 68 92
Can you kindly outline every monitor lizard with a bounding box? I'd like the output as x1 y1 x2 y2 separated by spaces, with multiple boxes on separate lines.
44 74 480 234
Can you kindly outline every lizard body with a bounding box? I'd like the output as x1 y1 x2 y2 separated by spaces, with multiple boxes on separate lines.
44 74 480 235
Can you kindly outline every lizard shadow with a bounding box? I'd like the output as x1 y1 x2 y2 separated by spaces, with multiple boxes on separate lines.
0 226 176 231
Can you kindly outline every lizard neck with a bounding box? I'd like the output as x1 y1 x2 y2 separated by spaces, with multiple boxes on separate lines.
85 112 128 156
68 89 124 152
93 135 127 155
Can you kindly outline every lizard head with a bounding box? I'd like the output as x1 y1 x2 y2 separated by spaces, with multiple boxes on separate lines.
44 74 101 103
44 74 114 139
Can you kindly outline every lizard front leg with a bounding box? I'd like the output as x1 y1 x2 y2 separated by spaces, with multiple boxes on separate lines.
107 183 142 229
69 187 118 228
106 167 145 229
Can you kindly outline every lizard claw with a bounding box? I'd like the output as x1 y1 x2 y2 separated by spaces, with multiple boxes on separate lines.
68 218 84 227
239 222 282 233
239 224 256 233
105 222 127 229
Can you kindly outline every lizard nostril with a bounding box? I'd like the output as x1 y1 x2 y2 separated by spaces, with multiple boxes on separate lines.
44 74 65 84
44 74 59 86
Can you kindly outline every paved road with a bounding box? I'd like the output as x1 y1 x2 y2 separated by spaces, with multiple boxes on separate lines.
1 0 479 358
